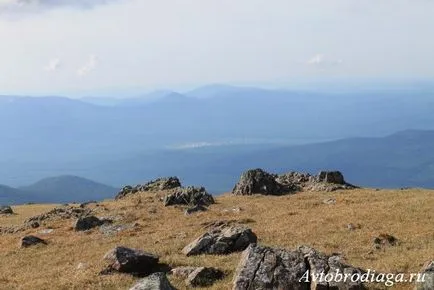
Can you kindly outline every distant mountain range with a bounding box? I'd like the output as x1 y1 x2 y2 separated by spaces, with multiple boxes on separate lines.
1 84 434 202
0 176 118 205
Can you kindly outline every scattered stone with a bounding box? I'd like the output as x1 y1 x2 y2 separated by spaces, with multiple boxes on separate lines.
185 205 208 215
129 272 175 290
99 223 135 236
323 198 337 205
222 207 242 213
182 225 257 256
232 168 285 196
29 221 40 229
0 205 13 215
164 186 214 207
373 234 398 249
116 177 181 199
186 267 224 287
79 201 98 208
347 223 361 231
20 235 47 248
74 215 110 231
103 246 160 275
416 261 434 290
38 228 54 235
170 266 198 278
233 244 365 290
76 262 88 270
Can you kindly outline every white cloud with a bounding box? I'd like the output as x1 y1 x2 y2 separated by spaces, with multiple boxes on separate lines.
77 55 98 77
306 54 343 68
44 58 61 72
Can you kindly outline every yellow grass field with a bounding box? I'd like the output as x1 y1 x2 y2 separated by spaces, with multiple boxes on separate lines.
0 188 433 290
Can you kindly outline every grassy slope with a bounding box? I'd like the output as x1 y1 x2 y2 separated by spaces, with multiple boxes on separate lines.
0 189 433 290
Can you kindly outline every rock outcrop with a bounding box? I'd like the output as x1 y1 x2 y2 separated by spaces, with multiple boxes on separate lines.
233 244 365 290
129 272 175 290
233 169 357 195
0 205 13 215
20 235 47 248
103 246 160 275
116 177 181 199
232 169 285 195
25 206 91 224
416 261 434 290
182 225 257 256
164 186 214 207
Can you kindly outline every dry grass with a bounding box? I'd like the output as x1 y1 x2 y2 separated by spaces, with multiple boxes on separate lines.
0 188 433 290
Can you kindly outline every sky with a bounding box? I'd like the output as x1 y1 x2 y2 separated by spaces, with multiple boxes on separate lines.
0 0 434 96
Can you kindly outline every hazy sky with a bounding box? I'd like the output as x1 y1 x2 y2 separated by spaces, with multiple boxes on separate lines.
1 0 433 96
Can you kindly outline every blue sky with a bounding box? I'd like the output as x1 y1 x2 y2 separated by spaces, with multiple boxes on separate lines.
1 0 434 96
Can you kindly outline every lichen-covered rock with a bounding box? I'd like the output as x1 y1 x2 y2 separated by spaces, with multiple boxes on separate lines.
170 266 198 278
20 235 47 248
103 246 160 275
164 186 214 207
233 244 365 290
129 272 175 290
0 205 13 215
233 244 308 290
116 177 181 199
415 261 434 290
186 267 224 287
182 225 257 256
232 169 285 195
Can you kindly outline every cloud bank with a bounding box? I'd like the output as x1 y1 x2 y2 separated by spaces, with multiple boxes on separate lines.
0 0 122 13
77 55 98 77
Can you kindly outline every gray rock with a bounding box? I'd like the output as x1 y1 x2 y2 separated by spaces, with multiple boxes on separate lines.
184 205 208 215
186 267 224 287
415 261 434 290
129 272 175 290
164 186 214 207
233 244 308 290
20 235 47 248
103 246 159 275
233 244 365 290
182 225 257 256
170 267 198 278
373 234 398 250
0 205 13 215
316 171 345 184
74 215 105 231
116 177 181 200
25 206 91 224
232 168 285 196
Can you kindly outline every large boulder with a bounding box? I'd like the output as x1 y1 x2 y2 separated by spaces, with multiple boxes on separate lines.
116 177 181 199
232 169 285 196
20 235 47 248
415 261 434 290
182 225 257 256
164 186 214 207
103 246 160 275
0 205 13 215
129 272 175 290
233 244 365 290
